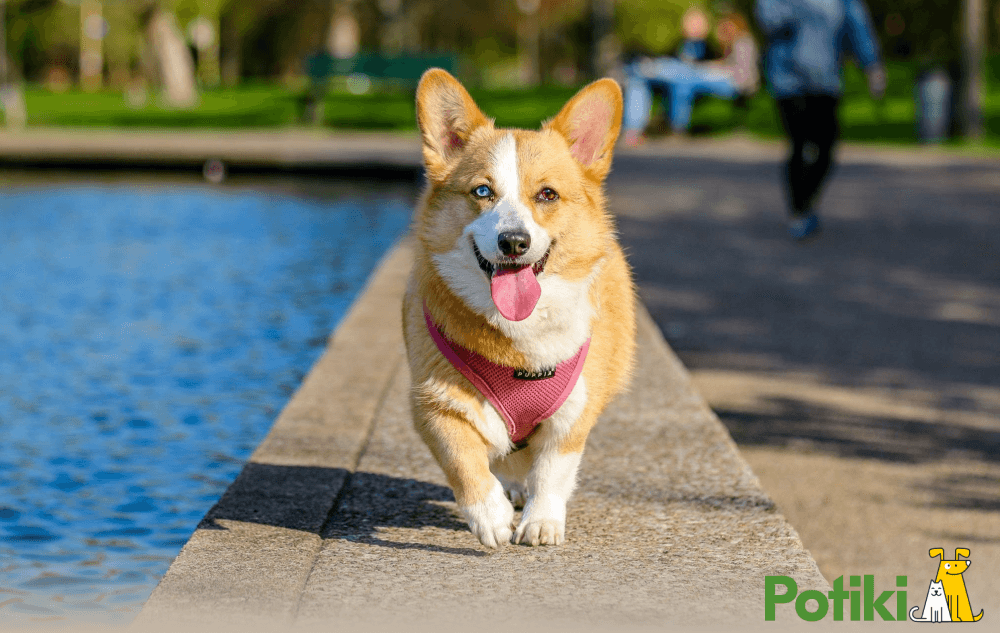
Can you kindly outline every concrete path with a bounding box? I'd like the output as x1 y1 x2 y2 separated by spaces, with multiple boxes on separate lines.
136 237 826 630
0 128 421 170
609 141 1000 617
1 127 994 172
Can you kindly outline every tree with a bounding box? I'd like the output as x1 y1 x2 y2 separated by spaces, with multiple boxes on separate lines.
140 0 197 106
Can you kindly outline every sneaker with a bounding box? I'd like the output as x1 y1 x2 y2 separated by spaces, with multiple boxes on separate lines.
788 213 821 241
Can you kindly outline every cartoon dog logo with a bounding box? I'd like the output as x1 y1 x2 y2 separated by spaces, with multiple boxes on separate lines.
910 548 984 623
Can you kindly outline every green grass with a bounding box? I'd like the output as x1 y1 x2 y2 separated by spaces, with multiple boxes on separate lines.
24 86 301 128
18 82 582 131
11 57 1000 149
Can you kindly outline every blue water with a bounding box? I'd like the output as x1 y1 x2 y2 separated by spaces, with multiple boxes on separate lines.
0 181 412 624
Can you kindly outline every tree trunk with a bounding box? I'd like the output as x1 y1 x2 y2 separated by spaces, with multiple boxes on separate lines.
961 0 986 139
80 0 103 92
148 9 197 107
327 1 360 59
219 12 241 87
591 0 617 79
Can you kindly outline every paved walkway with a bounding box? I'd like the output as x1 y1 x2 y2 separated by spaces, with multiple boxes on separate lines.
609 140 1000 614
136 238 826 629
0 127 994 171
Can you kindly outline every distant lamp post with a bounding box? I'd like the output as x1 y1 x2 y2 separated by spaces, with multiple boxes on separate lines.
516 0 541 87
80 0 106 92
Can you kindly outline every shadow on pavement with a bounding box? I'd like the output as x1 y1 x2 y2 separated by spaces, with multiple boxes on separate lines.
197 462 482 555
322 471 485 557
718 397 1000 465
615 157 1000 392
612 153 1000 509
917 472 1000 512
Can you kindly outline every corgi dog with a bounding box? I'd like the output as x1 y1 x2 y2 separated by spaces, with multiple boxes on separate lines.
402 69 636 548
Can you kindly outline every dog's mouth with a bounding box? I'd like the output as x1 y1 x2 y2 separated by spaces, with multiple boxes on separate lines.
472 238 551 279
472 237 551 322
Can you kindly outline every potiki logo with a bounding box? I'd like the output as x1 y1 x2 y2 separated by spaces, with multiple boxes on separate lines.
765 547 985 623
909 548 984 623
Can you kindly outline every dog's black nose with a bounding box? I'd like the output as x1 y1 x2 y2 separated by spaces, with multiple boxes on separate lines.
498 231 531 257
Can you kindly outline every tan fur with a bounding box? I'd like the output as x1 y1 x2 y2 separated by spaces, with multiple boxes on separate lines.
403 69 636 546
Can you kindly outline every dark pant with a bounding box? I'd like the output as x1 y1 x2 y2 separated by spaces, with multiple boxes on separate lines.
777 96 839 215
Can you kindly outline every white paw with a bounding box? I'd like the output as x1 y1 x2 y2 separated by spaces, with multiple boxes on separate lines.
459 481 514 548
513 493 566 546
503 480 528 509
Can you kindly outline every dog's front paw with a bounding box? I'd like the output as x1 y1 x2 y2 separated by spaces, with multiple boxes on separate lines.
459 481 515 548
513 493 566 546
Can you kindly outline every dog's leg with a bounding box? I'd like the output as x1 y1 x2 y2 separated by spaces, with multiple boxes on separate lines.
415 406 514 548
492 449 531 509
514 448 582 545
513 379 592 546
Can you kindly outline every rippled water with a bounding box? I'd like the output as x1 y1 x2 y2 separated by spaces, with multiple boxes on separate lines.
0 178 412 624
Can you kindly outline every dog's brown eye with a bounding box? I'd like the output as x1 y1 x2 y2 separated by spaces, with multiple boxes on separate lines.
536 188 558 202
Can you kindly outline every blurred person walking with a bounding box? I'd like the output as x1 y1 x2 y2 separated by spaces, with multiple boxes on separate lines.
755 0 885 240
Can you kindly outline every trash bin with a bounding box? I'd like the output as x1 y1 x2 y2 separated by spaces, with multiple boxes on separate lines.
915 67 951 143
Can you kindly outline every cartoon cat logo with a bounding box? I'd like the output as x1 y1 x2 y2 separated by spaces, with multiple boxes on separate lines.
910 580 951 622
910 548 984 623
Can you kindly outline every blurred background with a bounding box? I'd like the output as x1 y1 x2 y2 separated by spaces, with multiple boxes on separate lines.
0 0 996 143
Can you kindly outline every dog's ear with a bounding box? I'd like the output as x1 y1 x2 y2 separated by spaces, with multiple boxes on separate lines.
546 78 623 181
416 68 491 182
955 548 970 559
929 548 944 560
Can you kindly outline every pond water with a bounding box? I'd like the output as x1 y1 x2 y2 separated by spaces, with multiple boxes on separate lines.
0 176 414 625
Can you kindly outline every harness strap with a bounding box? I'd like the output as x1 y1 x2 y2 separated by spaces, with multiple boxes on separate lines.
423 304 589 444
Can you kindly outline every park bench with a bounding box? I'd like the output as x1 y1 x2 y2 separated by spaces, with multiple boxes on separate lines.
300 52 458 125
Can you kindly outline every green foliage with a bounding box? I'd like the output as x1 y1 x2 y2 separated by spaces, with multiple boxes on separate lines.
617 0 706 56
23 85 299 128
13 54 1000 150
104 2 143 72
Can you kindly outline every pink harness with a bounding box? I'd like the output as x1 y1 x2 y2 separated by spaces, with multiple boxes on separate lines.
423 306 589 445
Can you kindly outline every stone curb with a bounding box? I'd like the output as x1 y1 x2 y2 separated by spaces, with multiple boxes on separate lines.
0 128 422 171
135 237 829 630
1 128 995 172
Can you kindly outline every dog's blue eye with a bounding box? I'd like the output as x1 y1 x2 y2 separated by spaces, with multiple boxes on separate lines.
472 185 493 199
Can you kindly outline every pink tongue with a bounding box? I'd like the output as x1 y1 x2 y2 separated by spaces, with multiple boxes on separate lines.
490 266 541 321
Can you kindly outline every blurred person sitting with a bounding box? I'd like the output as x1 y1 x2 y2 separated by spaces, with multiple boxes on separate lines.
755 0 885 240
709 10 760 103
678 6 712 62
622 7 758 146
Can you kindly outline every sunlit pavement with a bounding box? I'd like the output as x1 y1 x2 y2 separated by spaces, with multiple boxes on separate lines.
136 238 827 628
611 137 1000 609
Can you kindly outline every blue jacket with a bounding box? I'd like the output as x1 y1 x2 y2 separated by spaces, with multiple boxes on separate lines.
755 0 881 98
